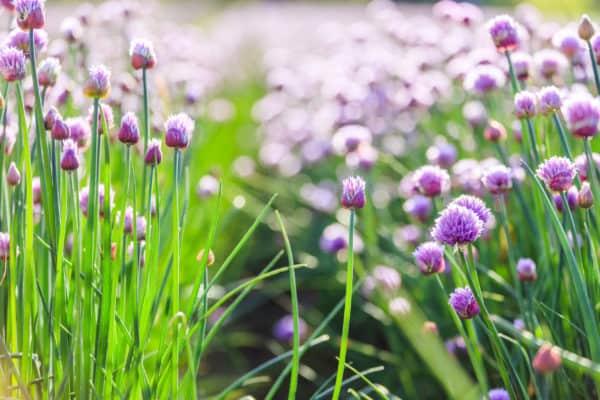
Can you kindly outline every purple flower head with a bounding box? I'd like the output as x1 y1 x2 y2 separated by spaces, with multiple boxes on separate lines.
130 38 156 70
514 90 537 119
484 120 507 142
341 176 366 209
165 112 194 149
403 195 432 223
37 57 60 87
592 34 600 63
533 344 562 373
0 232 9 260
553 30 584 59
66 117 91 150
51 117 70 140
431 204 484 246
136 215 147 241
463 101 488 128
60 17 82 43
553 186 578 213
0 46 26 82
574 153 600 181
118 112 139 145
513 318 526 330
517 258 537 281
539 86 562 116
562 94 600 138
7 162 20 186
44 106 59 130
144 139 162 165
482 165 512 195
196 175 219 198
413 165 450 198
83 64 111 99
578 182 594 208
488 388 510 400
487 14 520 52
273 315 308 343
122 206 134 234
426 143 457 168
534 49 567 80
79 184 114 218
449 286 480 319
511 52 531 81
463 65 505 95
5 28 47 58
413 241 445 276
60 139 79 171
537 156 577 192
32 176 40 203
449 195 492 226
15 0 45 30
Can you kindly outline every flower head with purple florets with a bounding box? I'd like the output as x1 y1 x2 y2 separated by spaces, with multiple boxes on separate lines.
487 14 520 52
341 176 366 209
482 165 512 195
539 86 562 116
537 156 577 192
83 64 111 99
431 204 484 246
514 90 537 119
449 195 492 227
413 241 445 276
488 388 510 400
0 46 26 82
5 28 46 58
165 113 194 149
562 94 600 138
413 165 450 198
15 0 45 30
130 38 157 70
449 286 480 319
118 112 139 145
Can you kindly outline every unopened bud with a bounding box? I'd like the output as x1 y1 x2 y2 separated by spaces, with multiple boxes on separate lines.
578 182 594 208
196 248 215 266
579 15 595 41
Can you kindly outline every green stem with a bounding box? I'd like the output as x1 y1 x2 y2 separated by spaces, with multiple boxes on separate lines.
332 209 355 400
171 150 181 398
140 67 150 213
552 113 573 160
587 40 600 95
274 211 301 399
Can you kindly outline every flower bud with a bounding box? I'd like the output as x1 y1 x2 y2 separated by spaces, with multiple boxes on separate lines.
578 182 594 208
83 64 111 99
579 15 595 41
51 117 70 140
0 232 9 260
484 120 506 142
165 113 194 150
196 248 215 266
44 106 59 130
533 344 562 373
37 57 60 87
7 162 20 186
60 139 79 171
144 139 162 166
129 38 156 70
341 176 365 209
16 0 45 30
118 112 139 145
517 258 537 281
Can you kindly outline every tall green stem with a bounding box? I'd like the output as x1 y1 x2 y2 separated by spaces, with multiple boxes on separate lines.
171 150 181 398
332 209 355 400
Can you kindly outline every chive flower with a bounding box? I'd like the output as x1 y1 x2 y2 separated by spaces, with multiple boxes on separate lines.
273 315 308 343
562 95 600 138
5 28 47 58
7 162 20 186
51 117 70 140
129 38 156 70
15 0 45 30
413 241 445 276
165 112 194 150
144 138 162 166
431 204 484 246
533 344 562 373
37 57 60 87
0 46 26 82
538 86 562 116
484 120 507 142
517 258 537 281
579 15 595 41
118 112 139 145
553 186 578 213
403 195 432 223
463 65 505 95
88 103 114 135
341 176 366 209
44 106 59 130
487 14 520 53
60 139 79 171
67 117 91 149
575 153 600 181
482 165 512 195
514 90 537 119
413 165 450 198
449 286 480 319
511 52 531 81
534 49 567 80
83 64 111 99
578 182 594 208
537 156 577 192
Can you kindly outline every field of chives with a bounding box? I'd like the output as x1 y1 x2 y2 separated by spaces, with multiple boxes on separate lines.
4 0 600 398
